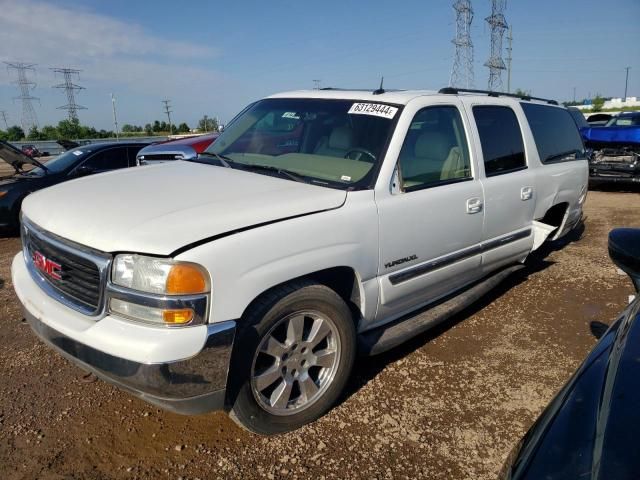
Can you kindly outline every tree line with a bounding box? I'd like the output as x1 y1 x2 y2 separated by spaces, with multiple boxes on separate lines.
0 115 220 142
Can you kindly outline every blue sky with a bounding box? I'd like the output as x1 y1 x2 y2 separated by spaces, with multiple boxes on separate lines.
0 0 638 130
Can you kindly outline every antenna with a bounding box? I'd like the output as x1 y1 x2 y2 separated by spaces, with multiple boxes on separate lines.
484 0 508 91
373 76 385 95
4 61 39 134
162 99 173 135
52 67 87 122
450 0 474 89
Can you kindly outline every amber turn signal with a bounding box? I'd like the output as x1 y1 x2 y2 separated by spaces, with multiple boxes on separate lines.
162 308 195 325
166 264 208 295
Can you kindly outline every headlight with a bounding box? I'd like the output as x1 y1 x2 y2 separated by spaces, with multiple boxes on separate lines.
112 254 208 295
109 254 209 327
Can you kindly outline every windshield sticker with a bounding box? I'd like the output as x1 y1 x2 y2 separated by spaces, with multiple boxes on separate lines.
72 150 83 156
282 112 300 119
341 175 352 182
348 103 398 119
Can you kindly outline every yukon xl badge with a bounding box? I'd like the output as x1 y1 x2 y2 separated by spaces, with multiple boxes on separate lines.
385 254 418 269
32 251 63 281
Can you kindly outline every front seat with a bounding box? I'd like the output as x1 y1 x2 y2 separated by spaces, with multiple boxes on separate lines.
314 126 355 157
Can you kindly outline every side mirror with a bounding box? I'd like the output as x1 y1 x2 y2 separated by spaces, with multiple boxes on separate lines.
609 228 640 292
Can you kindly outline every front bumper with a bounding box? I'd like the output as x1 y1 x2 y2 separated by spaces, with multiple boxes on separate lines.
13 253 236 415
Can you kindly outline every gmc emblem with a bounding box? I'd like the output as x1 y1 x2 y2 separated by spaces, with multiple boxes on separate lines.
32 251 62 281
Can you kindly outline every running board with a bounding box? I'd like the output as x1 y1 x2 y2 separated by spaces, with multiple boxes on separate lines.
359 264 525 356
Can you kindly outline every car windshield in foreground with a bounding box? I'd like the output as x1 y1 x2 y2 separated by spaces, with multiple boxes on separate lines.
202 98 401 188
24 147 89 176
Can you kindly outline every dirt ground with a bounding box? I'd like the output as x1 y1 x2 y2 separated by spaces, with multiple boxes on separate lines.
0 190 638 480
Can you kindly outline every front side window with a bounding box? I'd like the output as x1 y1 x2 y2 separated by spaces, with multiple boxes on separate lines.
204 98 401 189
398 106 472 191
81 147 129 172
473 106 526 176
521 103 586 163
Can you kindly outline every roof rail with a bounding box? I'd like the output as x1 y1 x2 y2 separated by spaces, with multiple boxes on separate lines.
438 87 558 105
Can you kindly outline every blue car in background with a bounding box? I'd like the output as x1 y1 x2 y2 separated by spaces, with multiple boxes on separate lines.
581 111 640 186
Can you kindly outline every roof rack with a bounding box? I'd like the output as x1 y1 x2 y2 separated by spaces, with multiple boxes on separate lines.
438 87 558 105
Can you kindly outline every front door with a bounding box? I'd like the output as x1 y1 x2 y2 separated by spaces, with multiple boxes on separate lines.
375 102 485 323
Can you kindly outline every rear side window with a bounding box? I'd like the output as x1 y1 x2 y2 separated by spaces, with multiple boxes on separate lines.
473 106 526 176
521 103 586 163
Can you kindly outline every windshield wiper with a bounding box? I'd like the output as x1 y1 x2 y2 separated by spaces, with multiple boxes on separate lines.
240 164 307 183
197 151 235 168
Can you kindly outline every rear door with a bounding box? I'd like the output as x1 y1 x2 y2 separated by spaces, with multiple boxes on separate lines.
465 101 536 273
374 99 485 322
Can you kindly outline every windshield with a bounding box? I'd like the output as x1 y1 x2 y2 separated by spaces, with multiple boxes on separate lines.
25 147 89 176
203 98 401 188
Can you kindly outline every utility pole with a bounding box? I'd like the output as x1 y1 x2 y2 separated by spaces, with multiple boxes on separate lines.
162 99 173 136
0 111 8 130
203 114 208 132
51 67 86 122
450 0 475 89
573 86 576 103
505 25 513 93
111 93 119 141
624 66 631 100
4 61 39 133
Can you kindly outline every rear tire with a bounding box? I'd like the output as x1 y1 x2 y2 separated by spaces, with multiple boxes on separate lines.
228 281 356 435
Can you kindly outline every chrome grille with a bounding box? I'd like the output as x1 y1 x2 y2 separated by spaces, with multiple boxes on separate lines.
22 218 111 316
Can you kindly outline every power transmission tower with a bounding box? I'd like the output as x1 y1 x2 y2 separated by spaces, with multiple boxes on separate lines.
162 99 173 135
0 110 8 130
484 0 508 91
4 61 39 133
505 25 513 93
450 0 474 89
312 79 321 90
51 67 86 122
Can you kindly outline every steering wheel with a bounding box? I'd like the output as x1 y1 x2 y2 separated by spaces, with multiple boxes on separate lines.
344 148 376 163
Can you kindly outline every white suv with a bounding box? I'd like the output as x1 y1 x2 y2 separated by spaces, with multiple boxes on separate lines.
12 87 588 434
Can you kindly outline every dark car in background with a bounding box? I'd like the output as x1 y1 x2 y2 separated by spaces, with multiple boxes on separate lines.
136 132 219 165
0 141 148 231
585 113 613 126
501 228 640 480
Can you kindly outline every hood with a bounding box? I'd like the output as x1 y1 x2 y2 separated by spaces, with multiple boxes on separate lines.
583 125 640 145
21 161 346 255
0 140 48 173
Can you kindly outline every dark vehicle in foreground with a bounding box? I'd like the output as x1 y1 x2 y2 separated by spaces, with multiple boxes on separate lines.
136 132 219 165
583 111 640 186
501 228 640 480
0 141 147 231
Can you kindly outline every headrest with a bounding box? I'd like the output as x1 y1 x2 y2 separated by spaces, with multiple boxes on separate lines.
414 131 452 160
328 126 355 150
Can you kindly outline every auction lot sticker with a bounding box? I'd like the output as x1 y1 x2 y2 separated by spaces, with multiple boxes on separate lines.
348 103 398 119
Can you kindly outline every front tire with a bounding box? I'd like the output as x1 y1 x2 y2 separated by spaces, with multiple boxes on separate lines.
228 281 356 435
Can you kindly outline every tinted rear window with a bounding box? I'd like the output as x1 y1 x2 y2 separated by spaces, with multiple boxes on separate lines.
473 106 526 177
521 103 586 164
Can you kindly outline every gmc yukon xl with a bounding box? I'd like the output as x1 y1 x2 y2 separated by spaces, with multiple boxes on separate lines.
12 87 588 434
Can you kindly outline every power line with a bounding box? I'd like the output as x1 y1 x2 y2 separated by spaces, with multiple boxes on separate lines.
162 99 173 135
51 67 87 122
4 61 39 133
484 0 508 91
505 25 513 93
450 0 474 89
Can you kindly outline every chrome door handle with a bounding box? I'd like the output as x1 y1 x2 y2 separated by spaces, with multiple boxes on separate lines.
466 197 483 214
521 186 533 201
